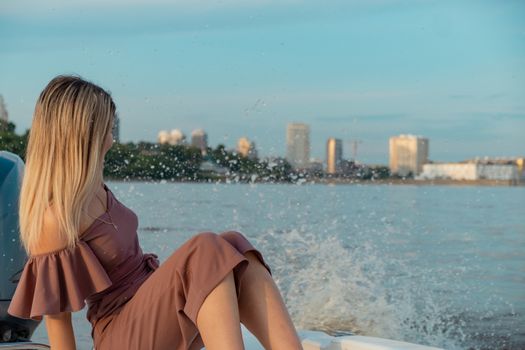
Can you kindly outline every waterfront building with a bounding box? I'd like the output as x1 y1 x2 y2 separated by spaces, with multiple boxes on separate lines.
466 156 525 167
169 129 186 145
465 156 525 181
158 130 170 144
191 129 208 154
200 159 228 175
517 158 525 180
304 158 324 175
340 159 358 176
158 129 187 145
417 162 520 181
237 137 258 159
0 95 8 123
286 123 310 169
389 134 429 176
326 138 343 174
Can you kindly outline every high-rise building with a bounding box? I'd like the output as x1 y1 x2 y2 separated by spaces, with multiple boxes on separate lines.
237 137 257 159
158 129 186 145
389 134 429 176
169 129 186 145
191 129 208 154
0 95 8 123
326 138 343 174
517 158 525 180
158 130 170 144
286 123 310 169
112 114 120 143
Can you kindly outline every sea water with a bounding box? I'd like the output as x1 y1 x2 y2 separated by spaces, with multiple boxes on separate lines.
31 182 525 350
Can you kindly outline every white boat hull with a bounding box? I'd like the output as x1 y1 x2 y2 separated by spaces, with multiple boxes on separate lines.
0 327 444 350
239 327 444 350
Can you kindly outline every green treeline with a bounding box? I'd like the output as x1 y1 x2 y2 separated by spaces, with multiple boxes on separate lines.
0 121 294 182
1 121 390 182
103 142 293 182
0 121 28 157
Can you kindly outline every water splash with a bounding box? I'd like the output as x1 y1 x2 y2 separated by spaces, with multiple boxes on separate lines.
254 228 466 349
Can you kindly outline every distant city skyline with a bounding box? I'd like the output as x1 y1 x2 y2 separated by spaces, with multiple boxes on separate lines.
1 0 524 164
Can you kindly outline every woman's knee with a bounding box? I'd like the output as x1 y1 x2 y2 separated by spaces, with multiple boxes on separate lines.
189 231 221 249
188 231 247 247
219 230 247 245
167 232 222 264
219 231 271 275
186 231 270 274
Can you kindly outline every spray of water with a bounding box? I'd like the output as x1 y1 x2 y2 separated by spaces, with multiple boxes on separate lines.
253 228 466 349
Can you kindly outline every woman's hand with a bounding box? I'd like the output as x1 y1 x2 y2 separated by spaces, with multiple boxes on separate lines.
45 311 77 350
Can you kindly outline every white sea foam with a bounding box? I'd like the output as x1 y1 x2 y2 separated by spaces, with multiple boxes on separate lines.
254 228 466 349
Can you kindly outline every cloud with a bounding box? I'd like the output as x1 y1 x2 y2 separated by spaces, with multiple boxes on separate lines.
448 94 472 100
448 93 509 101
317 113 407 122
0 0 423 39
477 112 525 121
1 0 299 14
1 0 413 16
484 92 507 100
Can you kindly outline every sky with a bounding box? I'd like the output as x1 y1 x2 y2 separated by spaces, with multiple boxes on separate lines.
1 0 524 165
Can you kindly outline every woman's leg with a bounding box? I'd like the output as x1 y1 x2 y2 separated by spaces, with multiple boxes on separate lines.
196 272 245 350
238 252 302 350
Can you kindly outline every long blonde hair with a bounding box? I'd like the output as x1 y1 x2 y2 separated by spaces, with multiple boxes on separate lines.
19 75 116 254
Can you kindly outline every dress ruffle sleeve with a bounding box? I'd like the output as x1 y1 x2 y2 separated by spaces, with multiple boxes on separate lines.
7 240 113 321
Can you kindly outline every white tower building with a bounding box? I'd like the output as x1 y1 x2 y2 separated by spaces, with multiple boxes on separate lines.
191 129 208 154
237 137 258 159
326 138 343 174
169 129 186 145
389 134 429 176
286 123 310 169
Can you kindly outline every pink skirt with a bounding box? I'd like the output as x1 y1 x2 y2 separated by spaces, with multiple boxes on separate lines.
93 231 270 350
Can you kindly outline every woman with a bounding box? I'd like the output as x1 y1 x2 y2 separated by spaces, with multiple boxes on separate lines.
7 75 302 350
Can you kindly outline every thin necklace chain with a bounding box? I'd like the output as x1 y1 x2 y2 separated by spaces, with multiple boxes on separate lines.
85 190 118 231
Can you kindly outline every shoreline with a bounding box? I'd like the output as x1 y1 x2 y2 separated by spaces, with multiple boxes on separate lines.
314 178 524 187
105 176 524 187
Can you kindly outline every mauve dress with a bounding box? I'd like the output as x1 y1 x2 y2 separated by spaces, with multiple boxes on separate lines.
8 183 271 350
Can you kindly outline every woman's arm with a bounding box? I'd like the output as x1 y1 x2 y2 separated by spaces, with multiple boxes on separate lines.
45 311 77 350
35 207 76 349
35 209 76 349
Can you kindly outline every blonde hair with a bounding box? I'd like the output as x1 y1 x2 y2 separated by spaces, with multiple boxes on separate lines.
19 75 116 254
